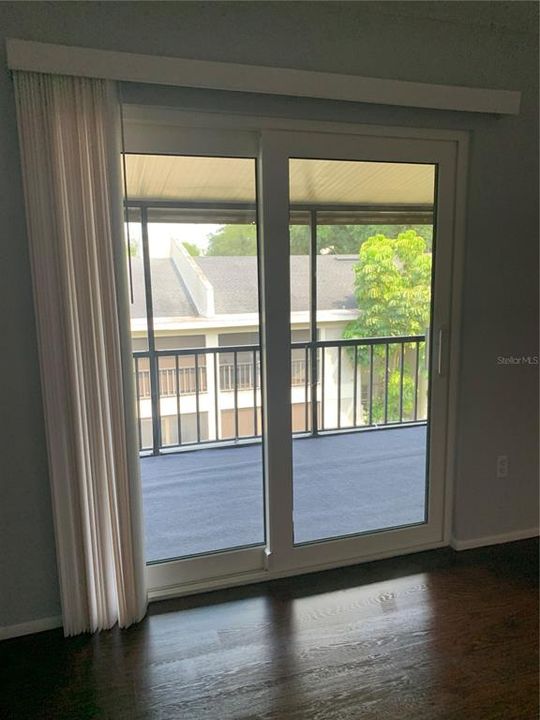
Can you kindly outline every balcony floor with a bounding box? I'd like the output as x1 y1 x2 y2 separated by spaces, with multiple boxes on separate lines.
141 425 427 563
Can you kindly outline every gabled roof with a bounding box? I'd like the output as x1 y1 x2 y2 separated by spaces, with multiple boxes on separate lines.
130 254 357 320
195 256 357 314
131 258 197 319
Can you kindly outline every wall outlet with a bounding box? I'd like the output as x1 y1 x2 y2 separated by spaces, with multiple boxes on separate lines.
496 455 509 479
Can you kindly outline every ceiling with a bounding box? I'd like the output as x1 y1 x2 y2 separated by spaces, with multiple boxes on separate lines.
125 154 436 207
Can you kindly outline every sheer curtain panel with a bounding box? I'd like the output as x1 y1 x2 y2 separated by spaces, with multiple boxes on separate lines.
13 72 147 636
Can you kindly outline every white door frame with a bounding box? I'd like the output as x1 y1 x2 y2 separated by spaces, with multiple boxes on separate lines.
124 108 468 600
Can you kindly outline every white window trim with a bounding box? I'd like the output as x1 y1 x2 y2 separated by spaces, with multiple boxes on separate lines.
6 38 521 115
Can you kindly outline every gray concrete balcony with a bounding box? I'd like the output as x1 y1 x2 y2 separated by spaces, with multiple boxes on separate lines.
141 425 427 563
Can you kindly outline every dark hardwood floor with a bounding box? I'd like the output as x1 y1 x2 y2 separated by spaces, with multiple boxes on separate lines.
1 539 538 720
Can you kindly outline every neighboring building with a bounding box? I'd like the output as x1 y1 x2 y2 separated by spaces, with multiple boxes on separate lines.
130 239 361 448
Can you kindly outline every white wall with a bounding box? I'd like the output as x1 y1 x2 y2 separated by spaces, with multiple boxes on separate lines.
0 1 537 631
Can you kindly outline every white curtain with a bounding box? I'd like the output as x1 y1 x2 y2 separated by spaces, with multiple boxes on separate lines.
13 71 147 636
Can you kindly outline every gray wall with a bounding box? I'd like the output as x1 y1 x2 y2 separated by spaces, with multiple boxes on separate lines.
0 1 538 629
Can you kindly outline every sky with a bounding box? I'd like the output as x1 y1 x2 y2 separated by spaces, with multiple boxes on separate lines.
127 222 221 256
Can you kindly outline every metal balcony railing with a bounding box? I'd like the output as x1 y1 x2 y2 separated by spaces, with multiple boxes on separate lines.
137 366 208 398
137 358 306 398
133 335 427 454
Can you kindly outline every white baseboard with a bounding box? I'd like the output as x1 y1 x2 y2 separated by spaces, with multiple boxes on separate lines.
450 527 539 551
0 615 62 641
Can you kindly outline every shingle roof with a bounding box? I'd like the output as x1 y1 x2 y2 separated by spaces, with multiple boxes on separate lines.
130 258 197 319
195 256 356 314
130 255 357 319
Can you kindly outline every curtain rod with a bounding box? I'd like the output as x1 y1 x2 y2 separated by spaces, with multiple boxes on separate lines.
6 38 521 116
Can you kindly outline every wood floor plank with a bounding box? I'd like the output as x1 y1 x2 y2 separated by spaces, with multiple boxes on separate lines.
1 540 538 719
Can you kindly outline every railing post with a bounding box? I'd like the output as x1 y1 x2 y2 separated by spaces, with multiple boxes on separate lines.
414 341 420 421
309 209 319 436
368 344 374 426
233 350 239 440
352 345 358 428
134 356 142 450
140 205 161 455
205 333 219 442
194 353 201 443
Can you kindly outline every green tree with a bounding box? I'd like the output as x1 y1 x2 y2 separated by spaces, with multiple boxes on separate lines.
182 241 201 257
206 224 257 255
207 223 432 256
344 230 432 422
344 229 432 338
127 237 139 257
290 223 432 255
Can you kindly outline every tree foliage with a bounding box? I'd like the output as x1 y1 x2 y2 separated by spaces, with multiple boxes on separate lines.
182 241 201 256
343 229 432 423
127 237 140 257
370 369 416 424
206 223 432 256
206 224 257 255
292 224 432 255
344 230 432 339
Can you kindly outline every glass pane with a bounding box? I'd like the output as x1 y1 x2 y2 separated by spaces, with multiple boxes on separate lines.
125 154 264 562
125 208 148 351
289 157 435 544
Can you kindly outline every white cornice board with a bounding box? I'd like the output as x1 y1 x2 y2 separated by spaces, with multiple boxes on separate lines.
6 39 521 116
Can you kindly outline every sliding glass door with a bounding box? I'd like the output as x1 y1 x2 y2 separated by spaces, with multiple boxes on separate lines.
289 157 434 546
263 130 454 573
123 140 269 588
122 115 458 593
